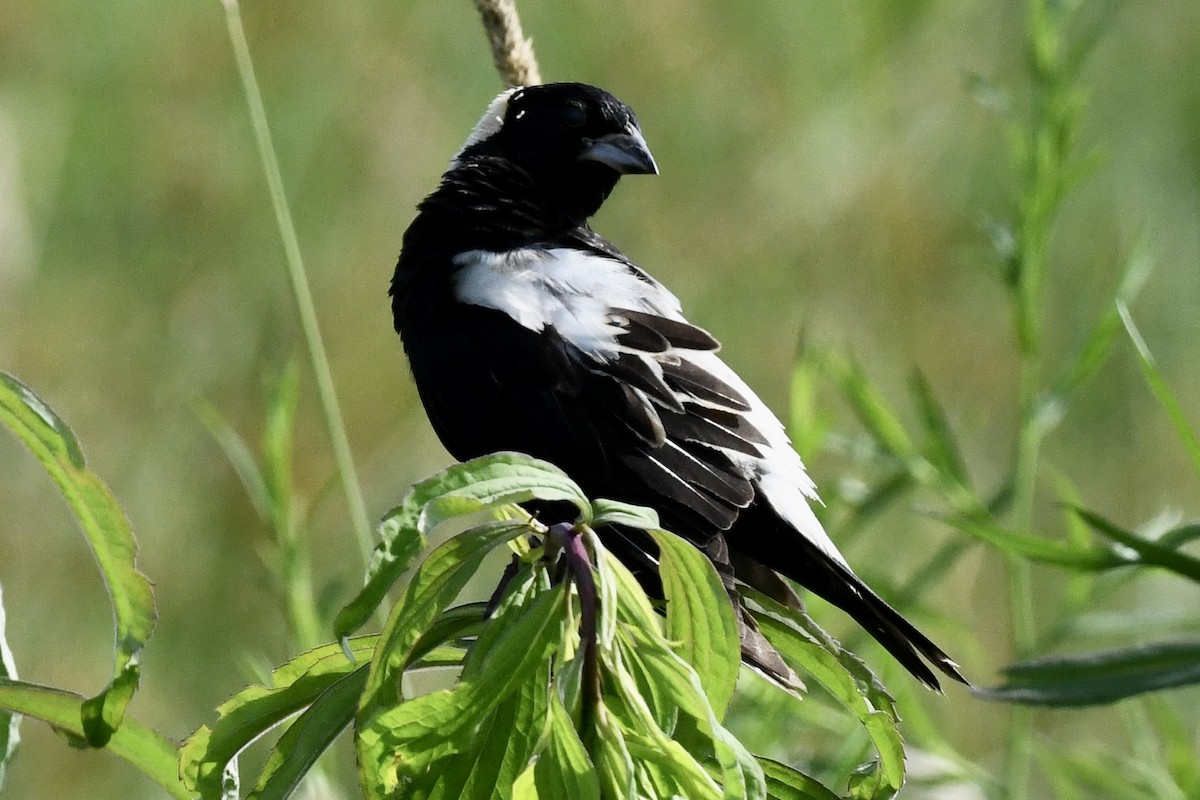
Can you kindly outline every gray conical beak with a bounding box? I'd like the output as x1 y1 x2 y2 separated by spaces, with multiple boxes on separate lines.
581 126 658 175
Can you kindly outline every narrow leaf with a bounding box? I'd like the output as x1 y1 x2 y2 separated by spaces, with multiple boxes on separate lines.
1076 508 1200 583
0 679 189 799
977 641 1200 706
910 371 971 488
949 516 1129 571
357 519 532 713
0 372 155 746
180 638 374 795
336 453 587 637
1118 303 1200 475
248 667 366 800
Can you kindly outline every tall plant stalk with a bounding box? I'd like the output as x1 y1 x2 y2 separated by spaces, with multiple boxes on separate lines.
221 0 374 565
1003 1 1087 796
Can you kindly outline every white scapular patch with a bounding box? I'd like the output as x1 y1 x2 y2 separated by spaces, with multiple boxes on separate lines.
450 87 520 167
453 247 683 357
452 245 850 568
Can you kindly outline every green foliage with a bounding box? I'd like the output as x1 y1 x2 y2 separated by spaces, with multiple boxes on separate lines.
0 372 155 747
1 369 898 800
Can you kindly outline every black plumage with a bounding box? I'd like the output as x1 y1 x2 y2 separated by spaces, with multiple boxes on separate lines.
391 82 966 690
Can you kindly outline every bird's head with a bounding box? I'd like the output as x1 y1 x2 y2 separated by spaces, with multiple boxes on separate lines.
453 83 657 223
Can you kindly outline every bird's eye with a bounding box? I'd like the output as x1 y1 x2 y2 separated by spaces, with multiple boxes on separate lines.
562 101 588 128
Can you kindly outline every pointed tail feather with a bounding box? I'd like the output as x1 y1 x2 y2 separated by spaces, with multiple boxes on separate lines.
732 500 968 690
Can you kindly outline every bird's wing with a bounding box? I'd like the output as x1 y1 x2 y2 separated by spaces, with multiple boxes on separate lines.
449 245 847 567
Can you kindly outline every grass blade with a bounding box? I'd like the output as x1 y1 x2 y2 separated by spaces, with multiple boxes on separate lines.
1118 302 1200 475
221 0 373 564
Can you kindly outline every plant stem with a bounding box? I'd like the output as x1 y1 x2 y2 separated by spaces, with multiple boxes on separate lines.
222 0 374 566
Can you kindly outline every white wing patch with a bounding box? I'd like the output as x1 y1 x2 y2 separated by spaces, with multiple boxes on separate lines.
453 247 683 358
452 245 849 568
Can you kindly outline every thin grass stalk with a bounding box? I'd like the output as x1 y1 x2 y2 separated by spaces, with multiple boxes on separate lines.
221 0 374 565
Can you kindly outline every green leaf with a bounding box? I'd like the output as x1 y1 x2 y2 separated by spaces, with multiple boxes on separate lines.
949 515 1129 571
180 637 375 795
534 693 599 800
358 587 565 797
0 583 20 791
0 371 155 746
1075 508 1200 584
195 400 272 524
910 371 970 489
357 519 532 714
0 679 189 799
827 355 914 460
336 453 587 637
758 757 840 800
747 595 904 798
593 702 635 800
248 666 367 800
649 530 741 719
589 498 660 530
977 641 1200 706
1118 302 1200 476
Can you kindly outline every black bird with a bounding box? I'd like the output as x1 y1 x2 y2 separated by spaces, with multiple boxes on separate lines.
392 82 965 690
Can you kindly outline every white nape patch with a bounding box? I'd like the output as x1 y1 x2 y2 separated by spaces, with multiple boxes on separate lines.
450 87 521 167
453 247 683 357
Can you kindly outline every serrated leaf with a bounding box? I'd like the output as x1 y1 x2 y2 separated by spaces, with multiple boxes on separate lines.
748 596 904 798
977 641 1200 706
0 583 19 791
534 693 599 800
337 453 587 637
357 519 532 714
0 679 189 799
358 587 564 796
593 703 635 800
649 530 741 719
0 372 155 746
180 638 374 796
247 666 366 800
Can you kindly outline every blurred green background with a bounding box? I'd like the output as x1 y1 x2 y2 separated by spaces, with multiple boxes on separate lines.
2 1 1198 797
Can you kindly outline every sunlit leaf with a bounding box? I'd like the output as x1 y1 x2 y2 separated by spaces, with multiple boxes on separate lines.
0 372 155 746
978 641 1200 706
758 757 840 800
534 693 599 800
910 370 971 489
0 679 188 799
357 519 532 714
336 453 586 637
180 637 374 795
748 593 904 798
649 529 741 719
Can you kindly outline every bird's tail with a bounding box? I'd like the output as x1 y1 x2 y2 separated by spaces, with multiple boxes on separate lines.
734 501 968 691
